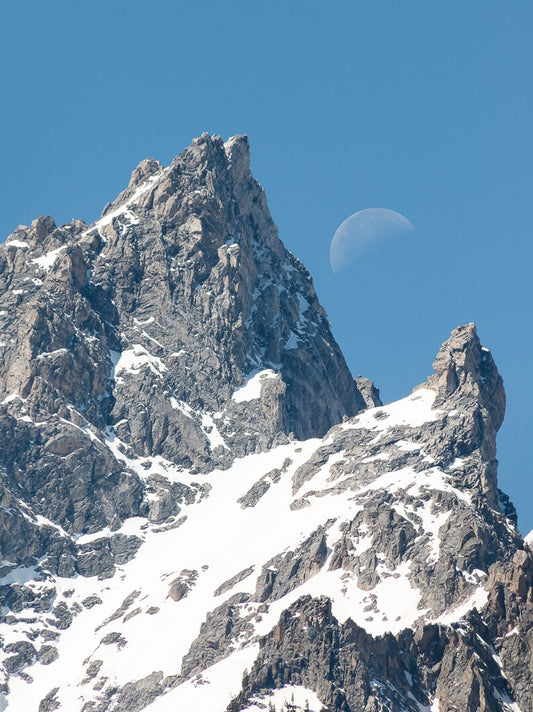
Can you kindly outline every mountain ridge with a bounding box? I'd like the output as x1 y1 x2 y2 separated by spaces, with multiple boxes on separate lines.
0 135 531 712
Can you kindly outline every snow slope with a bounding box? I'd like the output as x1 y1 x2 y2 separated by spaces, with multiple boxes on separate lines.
0 386 515 711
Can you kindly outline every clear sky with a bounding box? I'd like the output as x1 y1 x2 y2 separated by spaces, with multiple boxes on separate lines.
2 1 532 533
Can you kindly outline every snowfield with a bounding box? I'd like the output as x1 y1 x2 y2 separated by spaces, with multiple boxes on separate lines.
0 389 505 712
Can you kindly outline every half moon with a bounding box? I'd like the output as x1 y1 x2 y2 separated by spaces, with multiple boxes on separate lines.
330 208 414 272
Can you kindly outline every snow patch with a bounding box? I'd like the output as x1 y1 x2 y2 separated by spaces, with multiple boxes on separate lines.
110 345 167 382
36 348 69 360
201 412 228 450
449 457 465 470
396 440 421 453
85 171 163 238
32 245 67 271
169 398 228 450
347 388 440 434
297 292 310 315
1 393 20 405
252 561 425 638
435 586 489 625
232 369 279 403
243 685 324 712
0 565 41 587
5 240 29 249
356 465 471 505
133 316 156 326
285 331 298 350
143 646 260 712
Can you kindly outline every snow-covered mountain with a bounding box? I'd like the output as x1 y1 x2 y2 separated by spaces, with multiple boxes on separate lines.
0 135 531 712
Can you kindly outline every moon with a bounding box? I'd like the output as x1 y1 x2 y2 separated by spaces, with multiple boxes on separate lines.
330 208 414 272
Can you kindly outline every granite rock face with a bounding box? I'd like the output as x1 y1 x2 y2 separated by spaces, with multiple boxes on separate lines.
0 136 531 712
0 133 363 550
354 376 382 409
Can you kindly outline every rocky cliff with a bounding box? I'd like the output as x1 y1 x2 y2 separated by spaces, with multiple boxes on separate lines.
0 135 531 712
0 133 364 545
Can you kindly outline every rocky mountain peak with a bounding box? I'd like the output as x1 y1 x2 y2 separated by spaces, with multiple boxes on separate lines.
426 323 505 508
89 133 364 447
0 137 531 712
127 157 163 190
430 321 505 431
431 321 481 394
28 215 58 245
223 134 252 187
0 134 366 540
354 375 382 409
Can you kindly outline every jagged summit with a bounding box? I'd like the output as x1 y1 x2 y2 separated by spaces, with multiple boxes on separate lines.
430 322 505 427
427 322 506 509
0 137 531 712
1 134 364 464
0 133 371 553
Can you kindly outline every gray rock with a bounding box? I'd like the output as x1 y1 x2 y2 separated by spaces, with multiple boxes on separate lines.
47 601 72 630
168 570 198 602
3 640 37 673
83 660 103 681
100 631 127 648
82 595 103 609
37 645 58 665
180 592 254 679
0 583 56 615
39 688 60 712
355 376 382 408
99 590 140 628
255 526 331 604
40 629 59 642
98 671 178 712
76 534 142 578
215 566 256 596
238 480 271 509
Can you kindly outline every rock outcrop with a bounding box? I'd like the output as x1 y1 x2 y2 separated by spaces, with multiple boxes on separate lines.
0 133 364 557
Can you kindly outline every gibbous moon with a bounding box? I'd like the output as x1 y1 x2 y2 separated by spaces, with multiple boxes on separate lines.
330 208 414 272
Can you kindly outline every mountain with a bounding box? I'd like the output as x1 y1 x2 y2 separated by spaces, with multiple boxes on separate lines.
0 135 531 712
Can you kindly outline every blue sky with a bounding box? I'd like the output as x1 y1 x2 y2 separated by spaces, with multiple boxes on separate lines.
2 1 532 532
